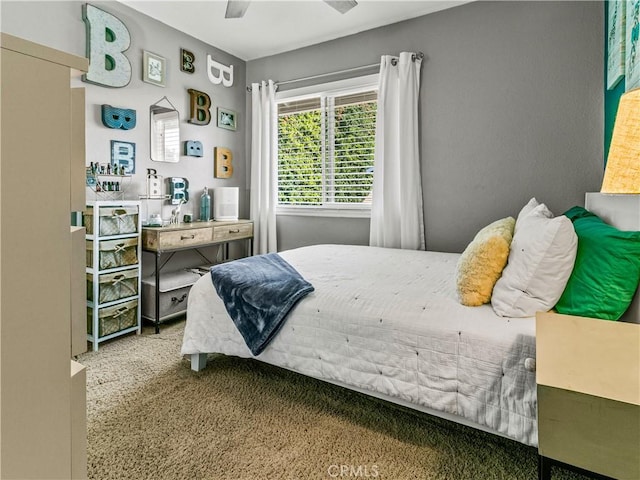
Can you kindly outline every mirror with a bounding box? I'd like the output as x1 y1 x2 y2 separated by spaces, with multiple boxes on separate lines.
150 104 180 163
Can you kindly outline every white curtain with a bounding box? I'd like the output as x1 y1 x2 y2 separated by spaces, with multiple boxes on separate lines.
250 80 278 254
369 52 425 250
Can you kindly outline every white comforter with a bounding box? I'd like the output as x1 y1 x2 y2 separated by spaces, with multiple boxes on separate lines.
181 245 538 446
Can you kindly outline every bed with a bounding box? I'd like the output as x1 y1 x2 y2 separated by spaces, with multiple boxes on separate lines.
181 244 539 446
181 195 640 450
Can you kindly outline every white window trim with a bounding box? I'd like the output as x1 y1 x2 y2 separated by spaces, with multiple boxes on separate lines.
277 205 372 218
276 74 379 218
276 74 379 102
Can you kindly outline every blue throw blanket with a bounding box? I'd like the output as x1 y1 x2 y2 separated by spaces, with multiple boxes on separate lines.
210 253 314 356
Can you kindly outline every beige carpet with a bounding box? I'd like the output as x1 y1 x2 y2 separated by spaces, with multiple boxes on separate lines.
80 321 591 480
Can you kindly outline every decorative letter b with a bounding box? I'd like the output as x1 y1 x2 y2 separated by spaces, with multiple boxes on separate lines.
188 89 212 125
207 55 234 87
102 105 136 130
82 4 132 88
215 147 233 178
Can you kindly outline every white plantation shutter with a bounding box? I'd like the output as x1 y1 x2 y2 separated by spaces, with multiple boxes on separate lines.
277 88 377 208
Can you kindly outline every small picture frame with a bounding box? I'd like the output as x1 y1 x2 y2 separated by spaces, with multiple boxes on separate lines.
143 51 166 87
607 0 626 90
217 107 237 131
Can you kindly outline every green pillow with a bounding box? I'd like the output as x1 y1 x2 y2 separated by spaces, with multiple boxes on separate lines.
555 206 640 320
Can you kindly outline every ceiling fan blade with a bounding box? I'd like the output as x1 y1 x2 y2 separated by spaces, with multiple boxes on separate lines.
323 0 358 14
225 0 251 18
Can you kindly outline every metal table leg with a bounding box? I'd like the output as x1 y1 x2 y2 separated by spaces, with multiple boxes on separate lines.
155 251 161 334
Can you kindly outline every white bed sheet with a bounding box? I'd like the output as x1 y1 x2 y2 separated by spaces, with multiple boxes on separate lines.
181 244 538 446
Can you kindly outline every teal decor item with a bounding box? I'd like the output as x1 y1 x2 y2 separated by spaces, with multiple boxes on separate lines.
110 140 135 174
555 206 640 320
102 105 136 130
82 4 132 88
200 187 211 221
184 140 203 157
168 177 189 205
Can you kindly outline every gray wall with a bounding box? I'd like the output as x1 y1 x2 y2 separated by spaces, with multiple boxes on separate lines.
1 0 248 268
1 1 247 221
248 1 604 253
2 1 605 254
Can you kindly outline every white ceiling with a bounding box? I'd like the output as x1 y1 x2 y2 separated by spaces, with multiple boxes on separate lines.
119 0 470 61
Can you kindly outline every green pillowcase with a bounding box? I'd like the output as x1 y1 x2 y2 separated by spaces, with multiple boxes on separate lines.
555 206 640 320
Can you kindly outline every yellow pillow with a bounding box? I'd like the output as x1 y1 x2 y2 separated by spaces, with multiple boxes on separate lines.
455 217 515 306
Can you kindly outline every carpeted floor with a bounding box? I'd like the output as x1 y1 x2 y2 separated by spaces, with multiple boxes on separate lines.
80 321 593 480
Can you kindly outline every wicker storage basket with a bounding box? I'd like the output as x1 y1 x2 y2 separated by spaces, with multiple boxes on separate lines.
86 237 138 270
87 299 138 337
84 206 138 236
87 268 138 303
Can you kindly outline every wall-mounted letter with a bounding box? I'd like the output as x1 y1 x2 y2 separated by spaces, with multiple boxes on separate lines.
82 4 132 88
207 55 233 87
102 105 136 130
168 177 189 205
181 48 195 74
187 89 212 125
184 140 203 157
110 140 135 174
214 147 233 178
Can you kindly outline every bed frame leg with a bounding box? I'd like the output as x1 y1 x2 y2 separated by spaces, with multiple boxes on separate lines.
191 353 208 372
538 455 552 480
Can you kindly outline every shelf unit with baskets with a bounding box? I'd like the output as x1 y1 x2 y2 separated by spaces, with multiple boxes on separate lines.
85 200 142 351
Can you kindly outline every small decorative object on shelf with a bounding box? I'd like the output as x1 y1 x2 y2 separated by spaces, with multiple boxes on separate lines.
86 163 131 201
200 187 211 221
143 168 164 199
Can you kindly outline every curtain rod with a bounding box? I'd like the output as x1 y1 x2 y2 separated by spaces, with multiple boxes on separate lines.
246 52 424 93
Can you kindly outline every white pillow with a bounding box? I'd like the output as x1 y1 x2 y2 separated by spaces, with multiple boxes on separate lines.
491 203 578 317
516 197 552 228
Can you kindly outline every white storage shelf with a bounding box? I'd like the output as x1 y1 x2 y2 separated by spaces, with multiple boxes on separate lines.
85 200 142 351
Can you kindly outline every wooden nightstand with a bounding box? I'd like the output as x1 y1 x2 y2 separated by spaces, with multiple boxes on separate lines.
536 311 640 480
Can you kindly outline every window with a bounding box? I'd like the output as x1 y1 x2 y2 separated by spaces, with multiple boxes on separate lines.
276 76 378 216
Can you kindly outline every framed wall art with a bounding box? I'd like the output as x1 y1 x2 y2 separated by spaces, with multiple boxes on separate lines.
143 50 166 87
217 107 237 131
608 0 626 90
626 0 640 91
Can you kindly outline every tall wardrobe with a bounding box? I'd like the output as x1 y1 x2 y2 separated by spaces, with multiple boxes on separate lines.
0 33 88 479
